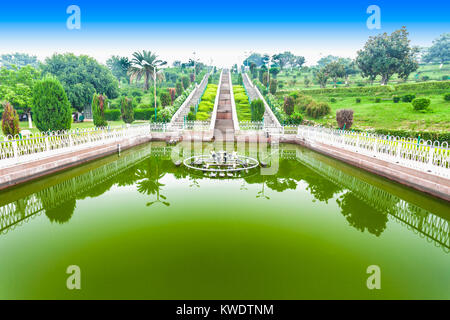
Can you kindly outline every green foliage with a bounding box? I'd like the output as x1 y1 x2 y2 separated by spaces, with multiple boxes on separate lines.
283 96 295 115
356 27 418 85
106 55 131 83
330 97 337 103
375 98 381 103
444 93 450 101
159 107 172 123
422 33 449 64
187 111 196 121
289 112 303 125
181 76 190 89
159 91 171 106
233 85 251 121
128 50 167 91
412 98 431 111
401 93 416 102
336 109 354 129
104 109 121 121
0 65 40 114
372 129 450 144
0 53 39 69
356 98 361 103
120 97 134 123
393 96 400 103
92 93 108 127
250 99 265 122
176 82 183 96
269 79 277 95
41 53 119 112
1 102 20 136
134 108 158 120
32 76 72 132
306 102 330 119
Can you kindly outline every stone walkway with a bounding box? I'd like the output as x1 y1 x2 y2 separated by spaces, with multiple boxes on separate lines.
214 71 235 141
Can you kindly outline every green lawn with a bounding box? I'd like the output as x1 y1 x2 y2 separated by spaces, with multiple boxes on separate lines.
233 85 251 121
307 95 450 131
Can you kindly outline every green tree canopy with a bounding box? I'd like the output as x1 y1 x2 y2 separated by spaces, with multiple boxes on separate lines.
423 33 449 64
41 53 119 112
0 53 39 69
0 65 41 115
356 27 418 85
106 55 131 83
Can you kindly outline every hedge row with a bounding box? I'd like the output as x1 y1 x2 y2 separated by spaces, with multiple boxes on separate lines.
104 109 121 121
372 128 450 144
296 80 450 96
134 108 159 120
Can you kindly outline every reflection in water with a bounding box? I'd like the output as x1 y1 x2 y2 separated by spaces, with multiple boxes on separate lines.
0 143 448 253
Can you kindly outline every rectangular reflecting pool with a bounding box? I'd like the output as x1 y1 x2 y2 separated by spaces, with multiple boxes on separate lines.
0 142 449 299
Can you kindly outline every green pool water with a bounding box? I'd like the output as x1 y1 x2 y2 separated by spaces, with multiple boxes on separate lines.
0 142 448 299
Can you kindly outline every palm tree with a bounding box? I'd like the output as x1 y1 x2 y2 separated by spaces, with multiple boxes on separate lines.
128 50 167 92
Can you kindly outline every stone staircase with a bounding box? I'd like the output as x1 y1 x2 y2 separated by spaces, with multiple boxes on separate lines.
214 71 235 141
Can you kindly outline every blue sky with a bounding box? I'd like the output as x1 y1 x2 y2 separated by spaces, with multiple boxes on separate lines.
0 0 448 66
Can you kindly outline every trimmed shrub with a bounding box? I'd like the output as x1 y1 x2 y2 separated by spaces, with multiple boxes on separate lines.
421 75 430 81
412 98 431 111
176 82 183 96
296 94 314 113
306 102 330 119
159 91 171 107
181 76 190 89
401 93 416 102
375 98 381 103
330 97 337 103
92 93 108 127
336 109 354 129
187 111 196 121
442 75 449 81
393 96 400 103
1 102 20 136
289 112 303 125
269 79 277 95
355 98 361 103
444 93 450 101
120 97 134 123
159 107 172 123
134 108 157 120
104 109 121 121
168 88 176 103
283 96 295 116
250 99 265 122
32 76 72 132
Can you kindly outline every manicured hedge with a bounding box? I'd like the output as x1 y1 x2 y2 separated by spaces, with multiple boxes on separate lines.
372 129 450 144
297 80 450 97
134 108 159 120
104 109 121 121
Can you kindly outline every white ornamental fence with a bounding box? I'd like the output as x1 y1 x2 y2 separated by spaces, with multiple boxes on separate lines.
297 125 450 179
0 124 152 169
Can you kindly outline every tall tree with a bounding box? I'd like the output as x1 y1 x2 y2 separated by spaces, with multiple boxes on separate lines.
423 33 449 65
317 55 340 68
314 68 329 88
128 50 167 115
41 53 119 112
272 51 295 70
325 61 346 87
106 56 131 83
0 65 40 128
0 53 39 69
356 27 418 85
128 50 167 91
